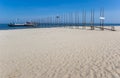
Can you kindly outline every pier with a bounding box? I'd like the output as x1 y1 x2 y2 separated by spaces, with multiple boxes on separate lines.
10 9 116 31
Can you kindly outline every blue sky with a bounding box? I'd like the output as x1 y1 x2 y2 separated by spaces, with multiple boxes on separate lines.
0 0 120 23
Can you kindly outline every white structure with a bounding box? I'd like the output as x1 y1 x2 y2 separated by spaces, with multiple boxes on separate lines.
99 17 105 20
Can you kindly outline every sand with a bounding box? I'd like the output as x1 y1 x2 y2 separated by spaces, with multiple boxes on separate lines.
0 27 120 78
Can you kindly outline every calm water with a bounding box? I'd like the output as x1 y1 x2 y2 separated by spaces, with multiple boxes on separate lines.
0 23 120 30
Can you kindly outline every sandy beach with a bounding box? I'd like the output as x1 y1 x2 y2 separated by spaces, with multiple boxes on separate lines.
0 27 120 78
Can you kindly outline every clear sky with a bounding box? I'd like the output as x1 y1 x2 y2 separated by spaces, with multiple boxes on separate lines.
0 0 120 23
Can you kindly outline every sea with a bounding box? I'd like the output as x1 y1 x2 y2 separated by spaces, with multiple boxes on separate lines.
0 23 120 30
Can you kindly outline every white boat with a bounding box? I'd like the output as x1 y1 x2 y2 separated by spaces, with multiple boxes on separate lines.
8 22 35 27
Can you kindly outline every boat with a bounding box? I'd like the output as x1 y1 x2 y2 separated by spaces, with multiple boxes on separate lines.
8 22 35 27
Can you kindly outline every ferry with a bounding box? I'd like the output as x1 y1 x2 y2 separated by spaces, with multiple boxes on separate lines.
8 22 35 27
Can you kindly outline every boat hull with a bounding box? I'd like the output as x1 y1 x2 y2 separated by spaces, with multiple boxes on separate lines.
8 24 34 27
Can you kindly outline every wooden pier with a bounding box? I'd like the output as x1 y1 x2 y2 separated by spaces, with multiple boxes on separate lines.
9 8 116 31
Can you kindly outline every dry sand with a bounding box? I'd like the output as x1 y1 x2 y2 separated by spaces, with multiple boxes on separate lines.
0 27 120 78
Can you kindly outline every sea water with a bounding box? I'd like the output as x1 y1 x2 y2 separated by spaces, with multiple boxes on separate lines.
0 23 120 30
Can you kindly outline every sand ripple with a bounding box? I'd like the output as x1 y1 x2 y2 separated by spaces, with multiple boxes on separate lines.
0 28 120 78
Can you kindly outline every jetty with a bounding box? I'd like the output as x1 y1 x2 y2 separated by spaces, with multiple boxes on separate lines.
8 8 116 31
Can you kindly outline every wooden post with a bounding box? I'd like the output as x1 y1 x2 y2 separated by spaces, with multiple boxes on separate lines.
100 8 104 30
82 9 86 29
64 13 66 27
91 9 95 30
75 12 79 29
